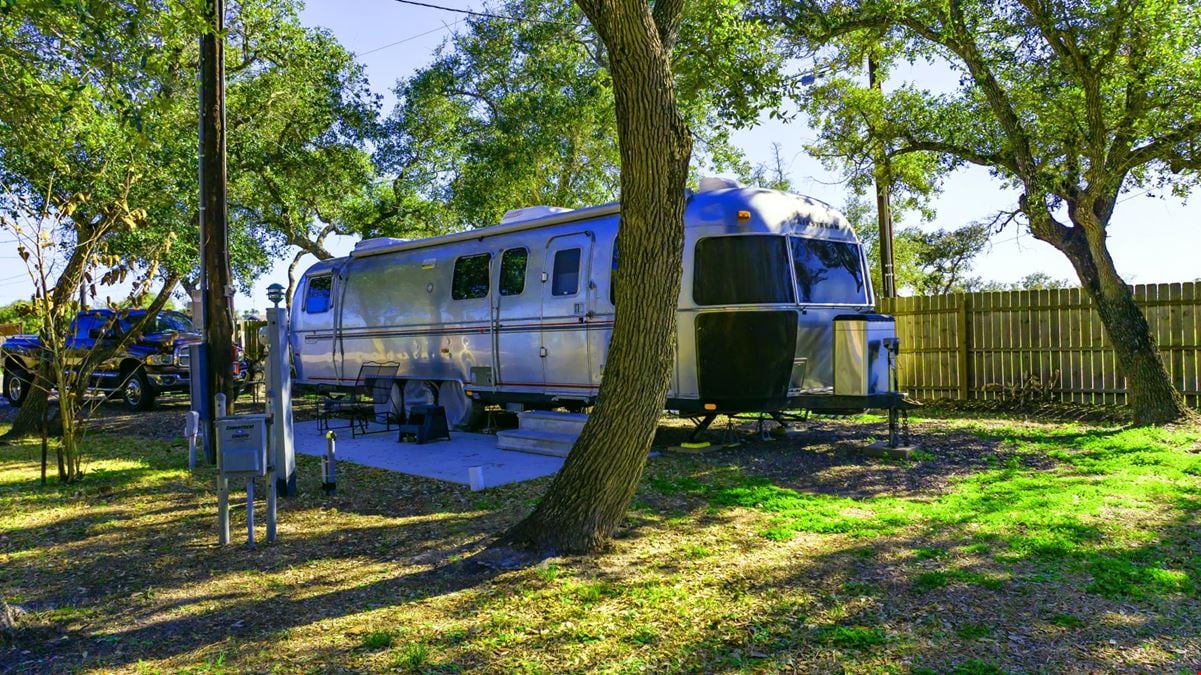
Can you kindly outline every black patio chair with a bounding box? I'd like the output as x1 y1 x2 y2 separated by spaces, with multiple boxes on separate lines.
318 362 400 437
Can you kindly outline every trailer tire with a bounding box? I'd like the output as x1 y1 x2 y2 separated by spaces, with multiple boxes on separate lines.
4 367 30 407
436 380 482 430
401 380 438 420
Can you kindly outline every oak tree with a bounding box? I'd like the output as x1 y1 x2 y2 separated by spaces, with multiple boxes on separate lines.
379 0 788 228
769 0 1201 424
499 0 694 554
0 0 380 435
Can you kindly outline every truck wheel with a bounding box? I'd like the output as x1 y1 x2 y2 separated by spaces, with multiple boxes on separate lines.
122 367 157 412
4 369 30 407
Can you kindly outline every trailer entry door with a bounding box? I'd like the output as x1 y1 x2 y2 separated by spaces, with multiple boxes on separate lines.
493 246 541 390
541 232 594 394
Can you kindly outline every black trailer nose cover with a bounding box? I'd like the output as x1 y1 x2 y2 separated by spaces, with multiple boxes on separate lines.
696 310 797 403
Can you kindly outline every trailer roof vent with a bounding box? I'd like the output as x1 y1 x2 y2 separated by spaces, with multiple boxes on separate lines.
353 237 408 253
500 205 573 224
697 176 742 193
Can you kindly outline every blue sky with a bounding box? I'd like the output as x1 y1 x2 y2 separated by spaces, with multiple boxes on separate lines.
273 0 1201 309
1 0 1196 311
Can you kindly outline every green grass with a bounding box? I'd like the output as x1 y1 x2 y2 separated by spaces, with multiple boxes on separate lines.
392 642 430 671
651 423 1201 599
817 625 888 648
913 546 946 560
953 658 1006 675
1049 613 1083 628
361 631 395 650
955 623 991 640
913 571 948 592
5 414 1199 674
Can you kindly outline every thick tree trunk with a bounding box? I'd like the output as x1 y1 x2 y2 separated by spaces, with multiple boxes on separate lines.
499 0 692 554
6 375 52 440
1057 226 1190 425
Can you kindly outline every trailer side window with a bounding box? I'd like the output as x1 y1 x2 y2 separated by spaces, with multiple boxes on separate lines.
693 236 793 305
551 248 581 296
499 248 527 296
305 276 332 313
790 238 867 304
452 253 492 300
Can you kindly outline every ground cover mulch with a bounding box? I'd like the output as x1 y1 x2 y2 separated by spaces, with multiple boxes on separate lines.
1 403 1199 673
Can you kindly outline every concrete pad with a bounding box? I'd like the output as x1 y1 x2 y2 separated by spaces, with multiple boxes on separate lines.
292 420 563 490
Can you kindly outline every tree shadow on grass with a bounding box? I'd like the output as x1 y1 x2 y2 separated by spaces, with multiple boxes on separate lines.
619 439 1201 672
657 417 1064 502
1 437 544 671
5 536 510 672
5 420 1198 672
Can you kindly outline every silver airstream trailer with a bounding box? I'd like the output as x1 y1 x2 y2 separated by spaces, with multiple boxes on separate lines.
290 182 900 429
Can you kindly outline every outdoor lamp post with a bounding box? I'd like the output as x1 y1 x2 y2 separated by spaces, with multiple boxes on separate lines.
267 283 285 308
264 281 296 497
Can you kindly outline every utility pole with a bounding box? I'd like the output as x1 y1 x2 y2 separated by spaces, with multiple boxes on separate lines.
868 52 896 299
198 0 235 462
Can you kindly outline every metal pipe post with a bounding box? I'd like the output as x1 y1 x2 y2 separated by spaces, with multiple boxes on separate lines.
215 393 229 545
322 430 336 495
186 411 199 471
266 466 277 542
245 477 255 547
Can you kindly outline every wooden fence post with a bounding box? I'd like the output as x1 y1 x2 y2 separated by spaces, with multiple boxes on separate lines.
957 294 971 400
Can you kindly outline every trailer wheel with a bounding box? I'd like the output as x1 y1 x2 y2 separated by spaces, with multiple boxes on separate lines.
436 380 482 430
401 379 438 419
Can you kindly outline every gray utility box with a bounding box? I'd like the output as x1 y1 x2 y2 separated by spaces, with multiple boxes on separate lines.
217 414 269 476
833 314 897 396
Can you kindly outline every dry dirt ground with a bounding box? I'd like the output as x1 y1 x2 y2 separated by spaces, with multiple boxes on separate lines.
1 401 1198 673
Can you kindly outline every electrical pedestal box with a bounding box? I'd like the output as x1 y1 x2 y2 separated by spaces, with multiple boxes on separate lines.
217 414 269 476
833 314 897 396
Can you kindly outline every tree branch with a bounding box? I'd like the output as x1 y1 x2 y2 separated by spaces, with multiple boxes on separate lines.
1122 118 1201 173
889 139 1018 173
941 0 1037 181
652 0 687 51
1014 0 1107 179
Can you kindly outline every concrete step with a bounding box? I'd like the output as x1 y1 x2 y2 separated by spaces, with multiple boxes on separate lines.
517 410 588 436
495 429 578 457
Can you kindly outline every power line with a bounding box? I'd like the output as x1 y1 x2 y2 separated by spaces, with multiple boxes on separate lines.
0 272 33 286
358 18 462 56
389 0 577 27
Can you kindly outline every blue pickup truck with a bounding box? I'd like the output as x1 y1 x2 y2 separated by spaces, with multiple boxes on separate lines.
1 309 246 412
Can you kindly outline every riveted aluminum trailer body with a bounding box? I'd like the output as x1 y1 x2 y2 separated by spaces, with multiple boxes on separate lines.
290 186 886 425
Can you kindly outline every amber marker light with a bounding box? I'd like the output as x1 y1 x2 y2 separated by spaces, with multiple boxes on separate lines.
737 210 751 221
703 403 717 411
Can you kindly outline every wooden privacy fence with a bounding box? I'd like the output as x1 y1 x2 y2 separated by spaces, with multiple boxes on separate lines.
877 283 1201 408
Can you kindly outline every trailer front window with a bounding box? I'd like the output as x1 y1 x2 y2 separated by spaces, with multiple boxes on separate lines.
790 237 867 305
693 235 793 305
305 276 332 313
452 253 492 300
